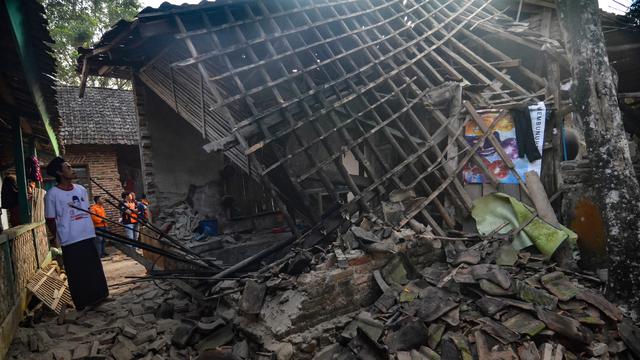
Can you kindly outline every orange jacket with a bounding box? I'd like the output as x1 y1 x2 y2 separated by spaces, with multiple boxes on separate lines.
125 201 138 224
89 204 108 228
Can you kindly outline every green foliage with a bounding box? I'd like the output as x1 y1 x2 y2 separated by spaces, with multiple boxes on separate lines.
42 0 141 88
628 0 640 28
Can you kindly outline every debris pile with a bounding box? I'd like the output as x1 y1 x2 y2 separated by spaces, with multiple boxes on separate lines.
155 202 204 241
9 193 640 360
185 192 640 360
300 219 639 360
8 280 207 360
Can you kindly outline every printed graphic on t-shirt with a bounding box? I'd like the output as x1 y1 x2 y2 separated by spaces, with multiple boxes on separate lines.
69 195 89 221
45 184 96 246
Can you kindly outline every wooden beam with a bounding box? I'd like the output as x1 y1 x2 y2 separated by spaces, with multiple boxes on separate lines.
399 110 510 227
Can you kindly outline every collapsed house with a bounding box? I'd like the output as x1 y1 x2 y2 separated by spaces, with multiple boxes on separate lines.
79 0 568 240
4 0 628 359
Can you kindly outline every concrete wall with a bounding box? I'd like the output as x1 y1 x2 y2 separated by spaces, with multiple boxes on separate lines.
140 83 224 219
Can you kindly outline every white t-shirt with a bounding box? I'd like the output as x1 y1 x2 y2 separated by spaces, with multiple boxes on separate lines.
45 184 96 246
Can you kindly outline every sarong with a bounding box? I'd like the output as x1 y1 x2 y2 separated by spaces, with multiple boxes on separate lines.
62 238 109 309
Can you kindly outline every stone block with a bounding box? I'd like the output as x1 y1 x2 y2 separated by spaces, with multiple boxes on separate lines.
133 328 157 346
111 343 133 360
122 325 138 339
171 324 196 349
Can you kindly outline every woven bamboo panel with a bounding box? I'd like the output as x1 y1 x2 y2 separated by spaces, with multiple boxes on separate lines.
139 43 257 177
30 188 46 223
0 243 14 321
34 224 49 265
10 230 38 292
26 262 73 314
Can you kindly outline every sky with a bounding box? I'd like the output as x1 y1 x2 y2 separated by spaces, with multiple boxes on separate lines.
141 0 634 15
599 0 633 14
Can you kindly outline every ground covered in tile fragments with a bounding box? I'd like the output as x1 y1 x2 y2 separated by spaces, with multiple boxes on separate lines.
6 216 640 360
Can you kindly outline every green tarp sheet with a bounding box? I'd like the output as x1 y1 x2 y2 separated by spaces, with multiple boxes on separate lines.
472 193 577 257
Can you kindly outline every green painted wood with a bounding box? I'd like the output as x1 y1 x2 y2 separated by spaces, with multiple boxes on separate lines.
13 121 30 224
5 0 59 155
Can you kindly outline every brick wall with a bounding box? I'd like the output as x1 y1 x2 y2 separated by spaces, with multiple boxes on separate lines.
261 237 444 339
64 144 126 234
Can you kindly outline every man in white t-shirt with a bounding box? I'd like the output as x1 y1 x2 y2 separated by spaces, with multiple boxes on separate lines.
45 157 108 309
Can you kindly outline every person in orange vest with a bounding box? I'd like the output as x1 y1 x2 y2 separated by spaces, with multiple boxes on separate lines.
89 196 108 257
120 192 139 240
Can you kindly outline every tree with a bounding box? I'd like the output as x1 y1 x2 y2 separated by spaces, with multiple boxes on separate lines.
42 0 141 88
557 0 640 309
628 0 640 26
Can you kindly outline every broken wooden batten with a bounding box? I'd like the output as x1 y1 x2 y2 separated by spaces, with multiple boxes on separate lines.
78 0 569 246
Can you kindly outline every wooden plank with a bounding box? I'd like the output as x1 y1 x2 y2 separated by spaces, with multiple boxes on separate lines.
399 111 509 227
111 242 204 302
342 19 473 213
311 11 467 222
462 184 482 233
174 13 301 237
361 41 502 192
483 183 499 196
209 7 326 220
499 184 521 200
525 171 560 227
225 0 489 133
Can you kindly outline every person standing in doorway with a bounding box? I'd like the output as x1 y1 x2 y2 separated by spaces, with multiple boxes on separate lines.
138 193 151 222
89 195 108 257
44 157 108 310
120 192 138 241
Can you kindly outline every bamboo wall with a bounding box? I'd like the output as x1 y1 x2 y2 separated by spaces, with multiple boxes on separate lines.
0 222 50 358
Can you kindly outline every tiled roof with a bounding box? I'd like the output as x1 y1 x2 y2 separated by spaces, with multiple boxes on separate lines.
57 86 139 145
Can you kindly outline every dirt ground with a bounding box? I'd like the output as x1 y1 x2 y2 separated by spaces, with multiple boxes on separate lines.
101 246 148 295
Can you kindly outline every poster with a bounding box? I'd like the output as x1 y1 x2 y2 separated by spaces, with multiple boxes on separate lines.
462 102 546 184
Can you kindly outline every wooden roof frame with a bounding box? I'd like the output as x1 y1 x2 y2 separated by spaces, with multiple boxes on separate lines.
80 0 567 244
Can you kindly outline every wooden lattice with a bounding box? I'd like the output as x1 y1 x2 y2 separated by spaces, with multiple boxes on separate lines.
145 0 559 240
26 262 73 314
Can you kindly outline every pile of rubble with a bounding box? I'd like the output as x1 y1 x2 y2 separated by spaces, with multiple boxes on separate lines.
9 202 640 360
155 202 204 241
183 205 640 359
7 280 206 360
300 221 640 360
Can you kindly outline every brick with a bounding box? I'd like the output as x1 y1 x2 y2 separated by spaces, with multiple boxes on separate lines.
133 328 157 346
122 325 138 339
111 342 133 360
329 269 355 282
130 304 144 316
65 145 127 236
347 256 371 266
72 343 91 359
142 314 157 323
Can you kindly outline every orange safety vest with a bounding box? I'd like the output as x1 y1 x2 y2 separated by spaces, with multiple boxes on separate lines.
89 204 108 228
125 201 138 224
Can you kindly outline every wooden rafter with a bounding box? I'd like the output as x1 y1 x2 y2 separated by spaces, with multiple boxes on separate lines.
161 0 562 237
